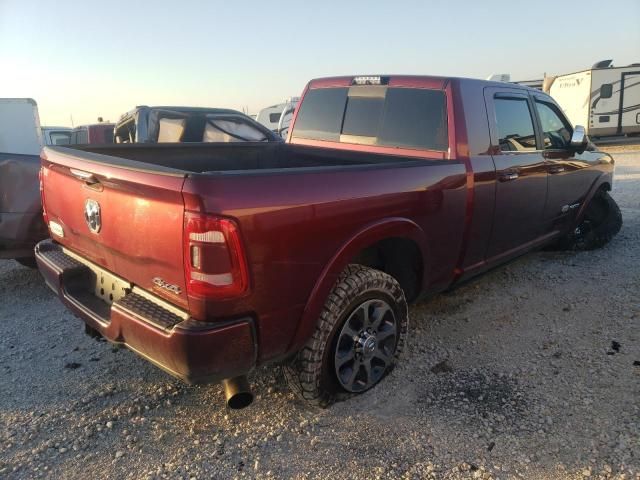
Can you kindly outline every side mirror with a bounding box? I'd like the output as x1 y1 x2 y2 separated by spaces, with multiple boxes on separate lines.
570 125 588 152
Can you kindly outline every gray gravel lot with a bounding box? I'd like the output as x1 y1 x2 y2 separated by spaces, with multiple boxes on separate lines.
1 151 638 480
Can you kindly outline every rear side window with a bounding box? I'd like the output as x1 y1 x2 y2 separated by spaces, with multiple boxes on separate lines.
49 131 71 145
493 98 537 152
72 129 88 145
292 86 448 151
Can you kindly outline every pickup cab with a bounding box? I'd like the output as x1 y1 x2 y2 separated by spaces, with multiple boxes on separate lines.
70 122 115 145
35 76 621 408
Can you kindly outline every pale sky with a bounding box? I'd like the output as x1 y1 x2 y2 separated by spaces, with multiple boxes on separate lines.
1 0 638 126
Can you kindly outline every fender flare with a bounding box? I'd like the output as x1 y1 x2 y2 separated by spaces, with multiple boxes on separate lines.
286 217 429 353
574 171 613 225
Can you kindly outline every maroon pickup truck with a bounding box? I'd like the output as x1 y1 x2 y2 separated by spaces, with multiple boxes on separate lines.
35 76 621 409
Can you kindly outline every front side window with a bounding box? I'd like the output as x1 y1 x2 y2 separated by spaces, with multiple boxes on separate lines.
535 101 572 149
494 98 537 152
292 86 448 151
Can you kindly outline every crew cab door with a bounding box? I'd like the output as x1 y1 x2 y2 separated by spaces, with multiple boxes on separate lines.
531 93 605 233
484 88 547 258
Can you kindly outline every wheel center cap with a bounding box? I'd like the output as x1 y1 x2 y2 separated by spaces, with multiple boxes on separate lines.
359 334 377 357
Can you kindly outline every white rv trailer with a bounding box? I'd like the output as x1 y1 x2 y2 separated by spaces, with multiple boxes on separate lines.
255 97 300 136
548 61 640 137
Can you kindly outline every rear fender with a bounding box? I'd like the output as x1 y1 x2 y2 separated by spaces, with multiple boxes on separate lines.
286 217 429 354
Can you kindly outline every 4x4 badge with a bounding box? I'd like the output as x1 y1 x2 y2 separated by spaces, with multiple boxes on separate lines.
153 277 182 295
84 199 101 233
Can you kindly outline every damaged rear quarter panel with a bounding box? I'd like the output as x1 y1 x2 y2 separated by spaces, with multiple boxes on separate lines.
0 153 47 252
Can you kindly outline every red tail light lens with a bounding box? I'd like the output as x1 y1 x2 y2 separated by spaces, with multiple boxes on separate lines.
184 212 249 299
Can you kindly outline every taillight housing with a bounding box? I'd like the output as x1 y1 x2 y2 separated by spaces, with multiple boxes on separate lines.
39 167 48 224
183 212 249 299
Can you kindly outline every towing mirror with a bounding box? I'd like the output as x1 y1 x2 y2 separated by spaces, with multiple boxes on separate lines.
570 125 588 152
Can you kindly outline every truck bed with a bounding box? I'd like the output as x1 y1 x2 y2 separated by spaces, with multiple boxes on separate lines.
68 143 420 174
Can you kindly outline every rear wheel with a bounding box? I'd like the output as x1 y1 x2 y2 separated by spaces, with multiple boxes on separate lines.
558 190 622 250
284 264 408 407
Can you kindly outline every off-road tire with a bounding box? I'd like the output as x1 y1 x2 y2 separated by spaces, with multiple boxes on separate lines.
557 190 622 251
284 264 408 408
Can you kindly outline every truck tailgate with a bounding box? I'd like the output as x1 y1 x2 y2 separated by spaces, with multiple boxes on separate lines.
40 147 189 309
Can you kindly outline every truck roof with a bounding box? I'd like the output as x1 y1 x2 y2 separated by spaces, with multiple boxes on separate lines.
73 123 115 129
305 75 538 93
118 106 244 121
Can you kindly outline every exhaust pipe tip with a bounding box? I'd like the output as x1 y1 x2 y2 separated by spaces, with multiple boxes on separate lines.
222 376 253 409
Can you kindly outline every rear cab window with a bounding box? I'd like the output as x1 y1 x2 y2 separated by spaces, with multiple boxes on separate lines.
49 131 71 145
291 80 448 154
71 128 88 145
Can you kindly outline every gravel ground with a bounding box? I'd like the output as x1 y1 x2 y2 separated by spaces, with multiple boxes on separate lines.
1 151 638 480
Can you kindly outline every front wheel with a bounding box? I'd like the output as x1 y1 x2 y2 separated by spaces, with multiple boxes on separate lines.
562 190 622 250
284 264 408 407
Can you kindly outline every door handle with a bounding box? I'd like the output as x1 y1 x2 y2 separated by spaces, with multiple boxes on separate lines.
548 166 565 174
499 172 519 182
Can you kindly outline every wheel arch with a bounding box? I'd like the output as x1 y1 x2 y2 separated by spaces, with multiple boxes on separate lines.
575 172 614 225
286 217 429 354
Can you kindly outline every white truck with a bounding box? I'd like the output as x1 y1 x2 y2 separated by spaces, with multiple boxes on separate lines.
548 60 640 137
41 126 72 145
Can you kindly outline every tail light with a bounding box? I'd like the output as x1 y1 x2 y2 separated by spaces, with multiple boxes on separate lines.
184 212 249 299
39 167 48 224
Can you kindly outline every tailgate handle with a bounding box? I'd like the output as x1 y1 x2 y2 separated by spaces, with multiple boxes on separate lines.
70 168 99 185
499 171 519 182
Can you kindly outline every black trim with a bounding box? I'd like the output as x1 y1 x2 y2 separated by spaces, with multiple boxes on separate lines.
195 158 458 177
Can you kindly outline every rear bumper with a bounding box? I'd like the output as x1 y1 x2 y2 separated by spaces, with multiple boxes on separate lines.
35 239 257 384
